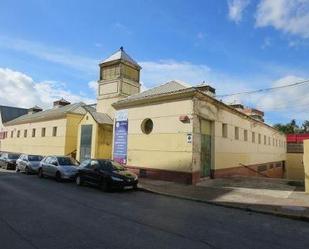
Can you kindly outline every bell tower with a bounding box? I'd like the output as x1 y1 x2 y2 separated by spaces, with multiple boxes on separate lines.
96 47 141 118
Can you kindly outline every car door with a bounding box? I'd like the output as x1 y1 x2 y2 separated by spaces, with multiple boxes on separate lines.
17 155 23 170
83 160 101 185
43 157 53 176
20 155 27 171
1 153 8 167
78 160 91 182
0 153 4 167
49 157 59 177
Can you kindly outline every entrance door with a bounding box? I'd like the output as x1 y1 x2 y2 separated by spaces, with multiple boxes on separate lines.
80 125 93 162
200 119 212 177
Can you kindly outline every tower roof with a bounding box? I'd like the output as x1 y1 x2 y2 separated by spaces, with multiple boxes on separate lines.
100 47 141 69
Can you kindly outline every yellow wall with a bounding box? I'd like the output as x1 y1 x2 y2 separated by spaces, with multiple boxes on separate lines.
303 140 309 193
96 124 113 159
286 153 304 180
118 96 286 176
1 114 83 156
96 96 123 119
64 114 84 156
76 113 113 161
193 97 286 172
123 99 194 173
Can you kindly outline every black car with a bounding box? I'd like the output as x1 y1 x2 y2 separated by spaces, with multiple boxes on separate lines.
76 159 138 191
0 152 21 170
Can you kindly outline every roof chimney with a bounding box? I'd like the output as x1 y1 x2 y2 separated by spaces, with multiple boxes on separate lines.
53 98 71 108
28 105 43 114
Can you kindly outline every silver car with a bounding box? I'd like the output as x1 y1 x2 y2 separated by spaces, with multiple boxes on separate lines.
16 154 44 174
38 156 79 181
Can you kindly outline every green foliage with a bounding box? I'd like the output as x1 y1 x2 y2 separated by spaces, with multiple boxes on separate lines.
273 119 309 134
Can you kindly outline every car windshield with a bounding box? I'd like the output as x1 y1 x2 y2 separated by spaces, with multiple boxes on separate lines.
28 155 43 161
8 154 19 159
110 161 125 171
57 157 78 166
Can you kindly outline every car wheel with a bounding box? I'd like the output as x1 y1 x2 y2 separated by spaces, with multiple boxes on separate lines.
25 167 30 175
38 169 44 178
100 180 110 192
75 175 83 186
55 172 62 182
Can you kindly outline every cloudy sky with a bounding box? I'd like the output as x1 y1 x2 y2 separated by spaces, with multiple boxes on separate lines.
0 0 309 124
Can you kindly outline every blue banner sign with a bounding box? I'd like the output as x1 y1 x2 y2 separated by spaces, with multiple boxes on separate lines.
113 110 128 164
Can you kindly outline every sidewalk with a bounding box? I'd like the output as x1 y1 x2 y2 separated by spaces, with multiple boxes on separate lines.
139 177 309 221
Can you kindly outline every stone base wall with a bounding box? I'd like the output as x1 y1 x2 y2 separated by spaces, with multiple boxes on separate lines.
126 165 199 184
126 161 285 185
213 161 285 179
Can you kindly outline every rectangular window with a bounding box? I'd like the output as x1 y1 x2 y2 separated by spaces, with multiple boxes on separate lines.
252 132 255 143
273 138 275 146
10 131 13 138
52 127 57 137
41 128 46 137
258 133 261 144
235 127 239 140
264 135 266 145
32 128 36 137
17 130 20 138
24 129 27 138
244 130 248 141
222 123 228 138
268 137 271 145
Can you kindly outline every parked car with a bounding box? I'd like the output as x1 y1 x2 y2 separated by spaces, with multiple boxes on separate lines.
0 152 21 170
16 154 44 174
38 156 79 181
75 159 138 191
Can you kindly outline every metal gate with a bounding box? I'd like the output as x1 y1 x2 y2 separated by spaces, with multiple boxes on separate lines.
200 119 212 177
80 125 92 162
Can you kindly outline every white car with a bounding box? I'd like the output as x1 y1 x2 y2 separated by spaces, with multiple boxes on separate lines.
16 154 44 174
38 156 79 181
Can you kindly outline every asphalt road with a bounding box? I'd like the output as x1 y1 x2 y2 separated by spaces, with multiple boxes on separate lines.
1 171 309 249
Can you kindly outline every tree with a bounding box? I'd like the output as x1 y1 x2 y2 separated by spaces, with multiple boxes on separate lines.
273 119 299 134
301 120 309 133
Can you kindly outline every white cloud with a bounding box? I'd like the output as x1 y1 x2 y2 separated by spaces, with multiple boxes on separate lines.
254 75 309 112
140 60 211 87
88 80 98 94
0 36 99 73
228 0 250 23
231 75 309 120
139 60 251 97
0 68 95 109
256 0 309 38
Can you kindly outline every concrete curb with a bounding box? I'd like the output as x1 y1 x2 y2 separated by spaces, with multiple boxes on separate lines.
139 185 309 223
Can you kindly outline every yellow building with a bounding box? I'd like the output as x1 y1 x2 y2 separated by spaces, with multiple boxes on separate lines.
76 47 141 162
0 47 287 184
111 81 286 184
1 100 88 157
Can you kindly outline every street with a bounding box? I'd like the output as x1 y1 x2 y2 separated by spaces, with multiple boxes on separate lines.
0 171 309 249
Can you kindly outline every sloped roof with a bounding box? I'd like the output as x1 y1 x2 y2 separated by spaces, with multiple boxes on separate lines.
101 47 141 68
83 105 113 125
0 106 28 124
114 80 189 105
5 102 87 126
